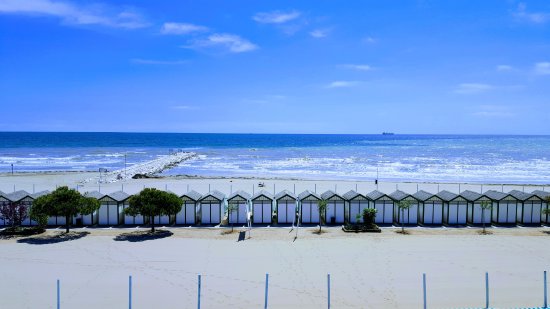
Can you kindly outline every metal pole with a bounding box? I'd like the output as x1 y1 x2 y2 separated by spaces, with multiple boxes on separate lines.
335 184 337 193
355 183 358 191
57 279 60 309
293 184 296 194
423 273 427 309
11 163 13 175
208 184 211 192
544 270 547 308
264 273 269 309
124 153 127 178
201 275 205 309
315 184 317 193
417 184 419 192
33 184 35 194
327 274 331 309
129 275 132 309
273 183 275 195
485 272 489 309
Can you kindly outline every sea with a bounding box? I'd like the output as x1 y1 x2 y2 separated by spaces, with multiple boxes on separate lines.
0 132 549 184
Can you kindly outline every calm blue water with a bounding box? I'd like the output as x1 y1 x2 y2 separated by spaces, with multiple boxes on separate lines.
1 132 549 183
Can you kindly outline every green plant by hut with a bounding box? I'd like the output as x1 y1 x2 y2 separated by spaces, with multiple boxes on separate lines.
317 199 327 233
480 200 493 234
397 200 412 234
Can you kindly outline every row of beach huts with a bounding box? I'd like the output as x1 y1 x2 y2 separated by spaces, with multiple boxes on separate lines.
0 188 549 227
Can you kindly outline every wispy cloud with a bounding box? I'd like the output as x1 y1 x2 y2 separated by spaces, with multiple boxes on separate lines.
172 105 198 110
327 81 360 88
496 64 513 72
252 10 301 24
160 22 208 35
513 2 550 24
534 62 550 75
184 33 258 53
0 0 149 29
472 105 514 118
363 36 377 44
340 64 372 71
454 83 493 94
309 29 329 38
131 58 188 65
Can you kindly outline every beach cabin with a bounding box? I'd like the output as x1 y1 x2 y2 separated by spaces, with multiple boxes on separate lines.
5 190 39 226
439 191 468 225
274 190 297 224
251 190 273 224
97 191 126 226
414 190 443 226
485 190 519 225
320 190 345 225
177 191 202 225
0 191 8 226
389 190 419 225
227 191 250 225
510 190 542 226
343 190 369 224
298 190 321 224
366 190 394 225
462 190 492 226
532 190 549 225
199 191 225 225
82 191 102 226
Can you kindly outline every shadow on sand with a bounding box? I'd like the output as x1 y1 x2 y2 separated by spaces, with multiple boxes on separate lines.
113 230 173 242
17 231 89 245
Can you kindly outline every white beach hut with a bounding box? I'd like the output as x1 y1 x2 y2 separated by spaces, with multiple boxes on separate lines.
343 190 369 224
251 190 273 224
532 190 549 225
389 190 419 225
365 190 394 225
438 190 468 225
98 191 126 226
227 190 250 225
510 190 542 226
199 191 225 225
82 191 102 226
177 191 202 225
6 190 40 226
462 190 492 225
414 190 443 226
485 190 519 225
320 190 345 225
298 190 321 224
274 190 297 224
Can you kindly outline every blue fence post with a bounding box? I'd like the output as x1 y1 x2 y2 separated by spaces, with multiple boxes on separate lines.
128 275 132 309
544 270 548 308
423 273 427 309
57 279 60 309
485 272 489 309
264 273 269 309
198 274 201 309
327 274 331 309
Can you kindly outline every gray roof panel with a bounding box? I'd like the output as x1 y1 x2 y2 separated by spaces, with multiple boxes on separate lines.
6 190 32 202
200 190 226 202
107 191 131 202
181 190 202 201
228 190 252 201
320 190 343 200
460 190 483 202
508 190 534 201
342 190 366 200
298 190 320 201
274 190 296 201
532 190 550 200
251 190 273 201
484 190 509 201
389 190 412 201
84 191 104 199
412 190 434 202
436 190 458 202
366 190 387 200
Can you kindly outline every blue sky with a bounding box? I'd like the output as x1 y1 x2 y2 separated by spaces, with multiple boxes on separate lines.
0 0 549 134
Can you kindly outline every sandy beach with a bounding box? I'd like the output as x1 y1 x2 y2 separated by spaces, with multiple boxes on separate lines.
1 227 550 308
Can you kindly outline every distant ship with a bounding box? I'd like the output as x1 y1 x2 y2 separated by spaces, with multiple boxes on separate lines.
382 132 394 135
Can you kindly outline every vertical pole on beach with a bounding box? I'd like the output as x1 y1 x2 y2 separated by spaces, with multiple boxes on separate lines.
201 275 205 309
355 183 358 191
187 184 190 192
273 183 275 195
485 272 489 309
544 270 547 308
315 184 317 193
11 163 14 175
208 184 211 192
458 183 460 193
57 279 60 309
327 274 331 309
481 184 483 194
523 185 525 192
264 273 269 309
422 273 427 309
128 275 132 309
293 184 296 194
33 184 35 194
416 184 419 192
335 184 337 193
501 184 504 192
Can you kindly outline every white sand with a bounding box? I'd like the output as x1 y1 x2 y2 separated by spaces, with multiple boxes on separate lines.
1 227 549 308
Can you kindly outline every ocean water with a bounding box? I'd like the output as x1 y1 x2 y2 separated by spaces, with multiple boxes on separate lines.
0 132 549 184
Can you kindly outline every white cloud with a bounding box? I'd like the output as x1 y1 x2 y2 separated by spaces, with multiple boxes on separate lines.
472 105 513 118
363 36 377 44
309 29 329 38
327 81 360 88
172 105 198 110
131 58 188 65
252 10 300 24
454 83 493 94
185 33 258 53
340 64 372 71
513 2 550 24
0 0 149 29
496 65 513 72
161 22 208 35
534 62 550 75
